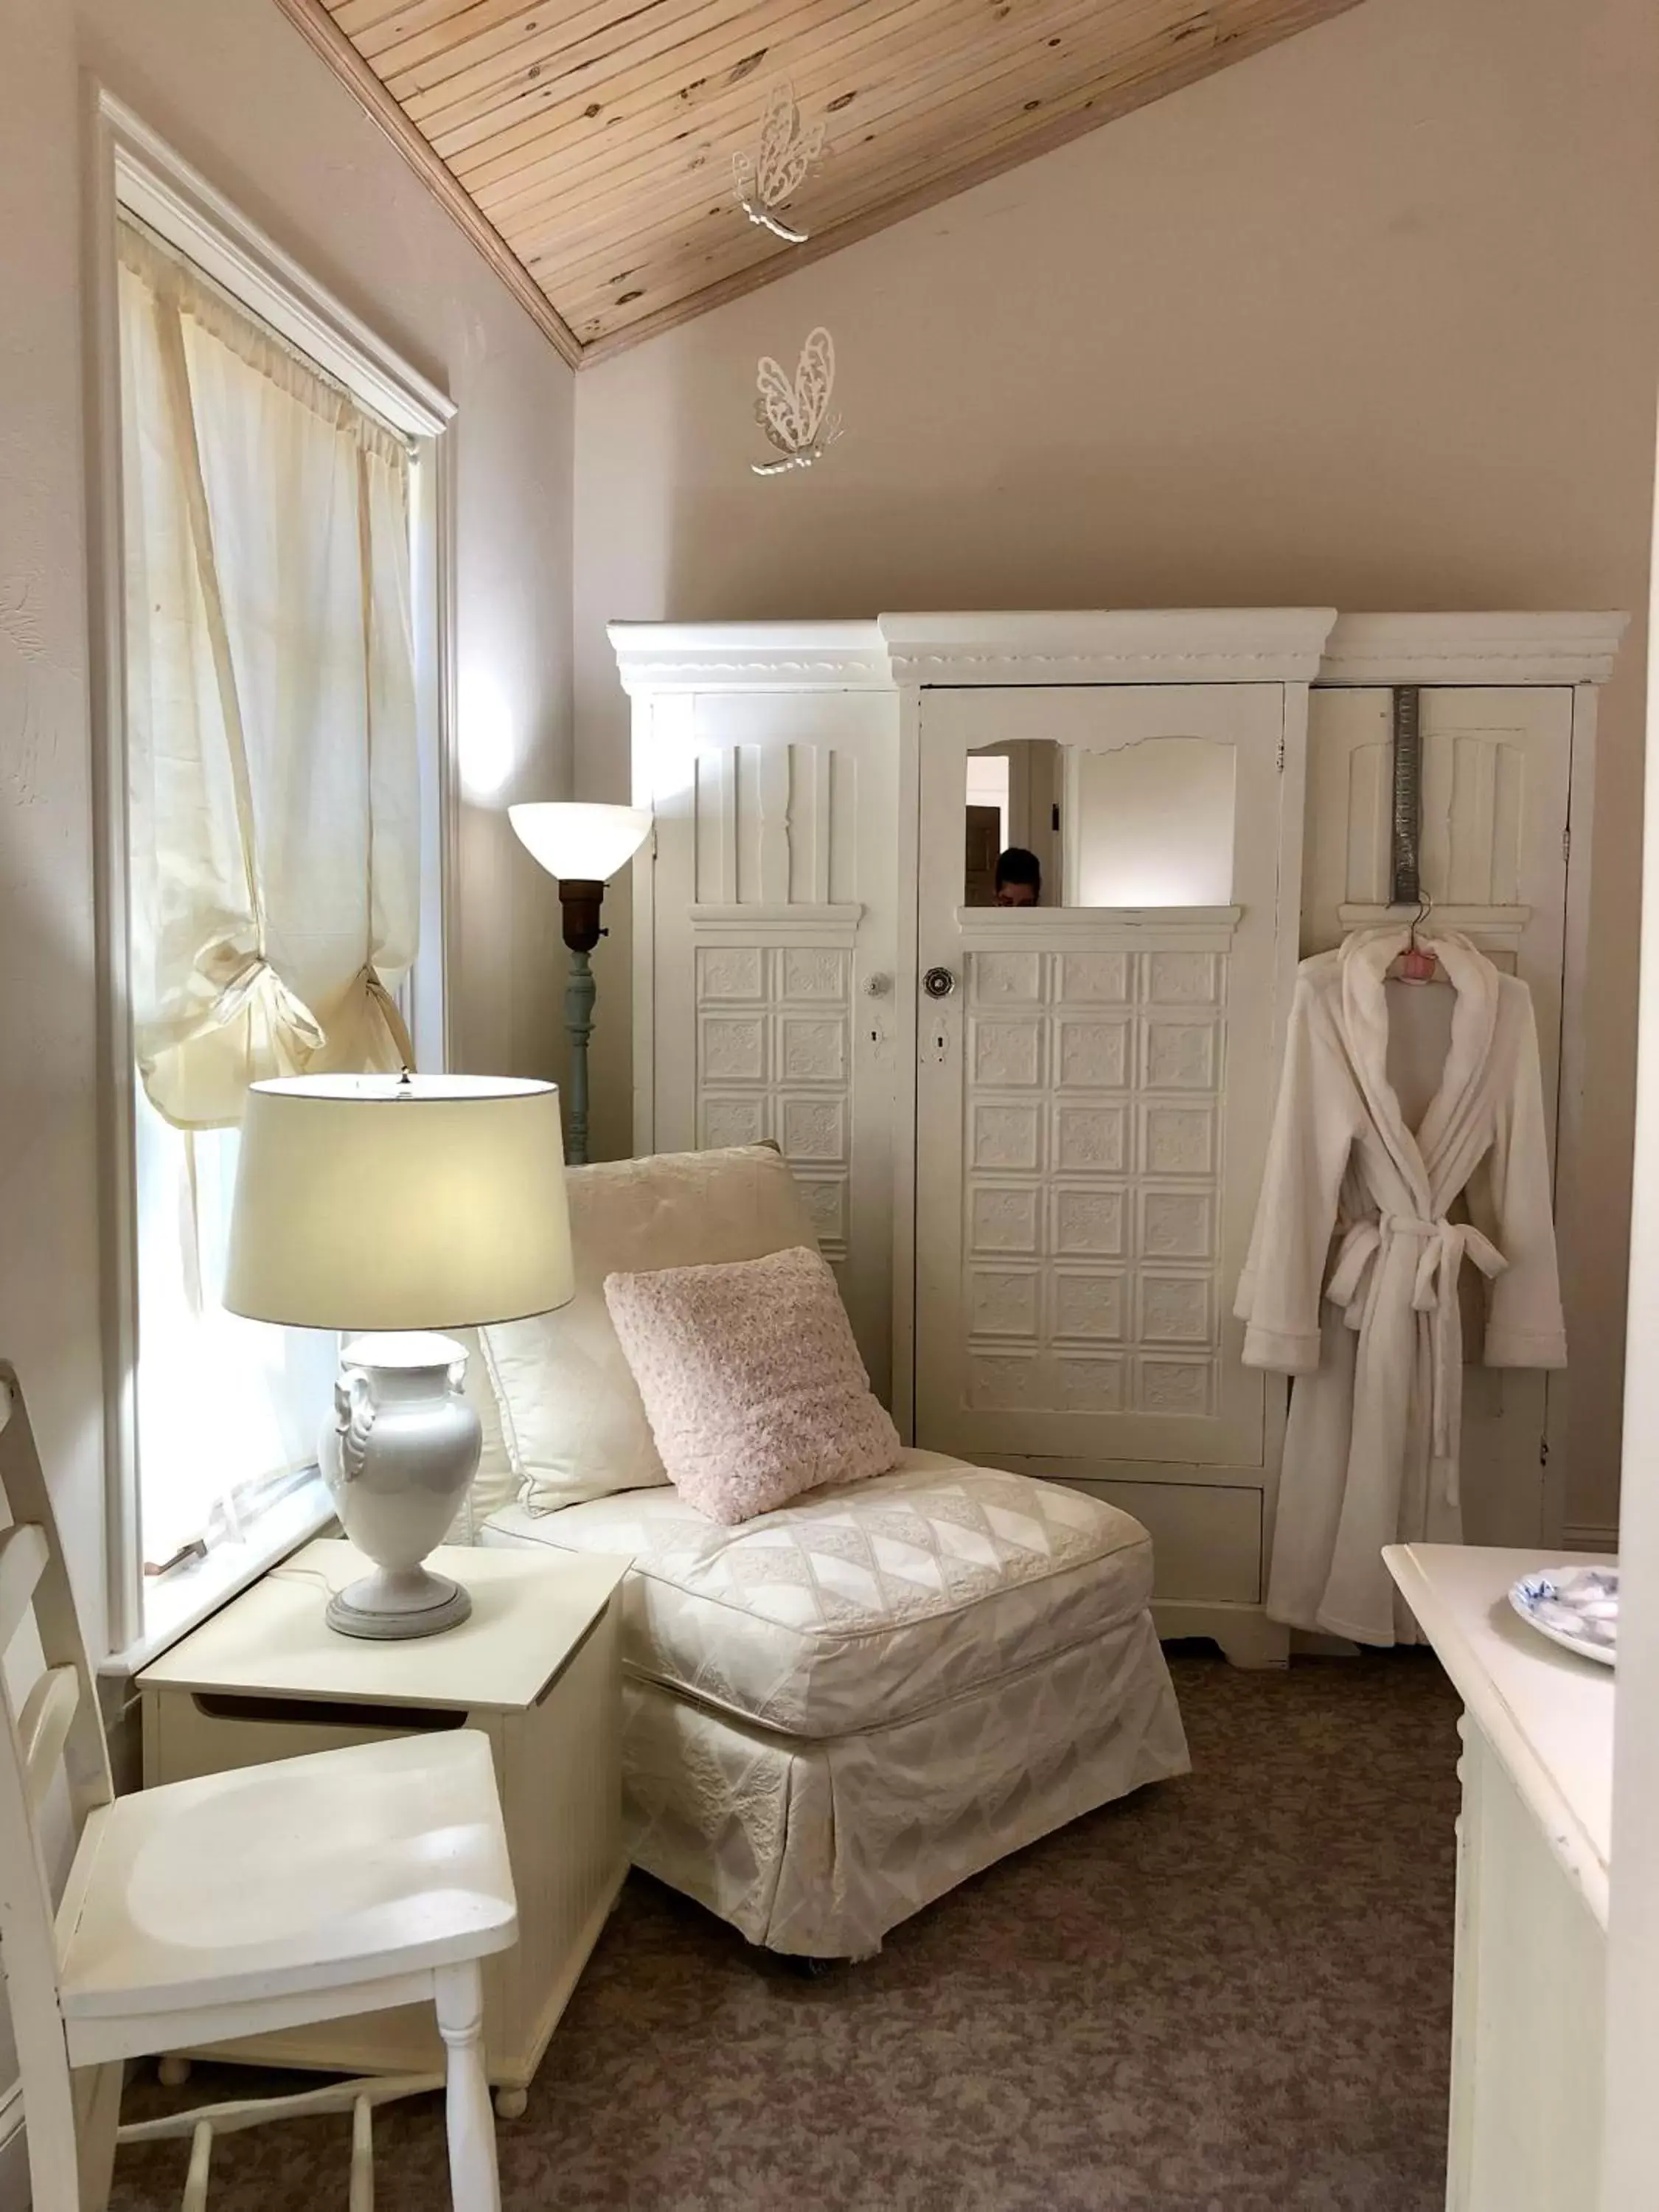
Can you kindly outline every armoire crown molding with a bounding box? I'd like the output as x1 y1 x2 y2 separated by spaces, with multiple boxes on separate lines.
608 622 889 694
611 613 1341 695
1319 613 1630 686
609 611 1632 699
876 610 1340 686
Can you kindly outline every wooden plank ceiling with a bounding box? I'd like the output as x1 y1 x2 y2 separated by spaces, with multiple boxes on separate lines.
275 0 1363 364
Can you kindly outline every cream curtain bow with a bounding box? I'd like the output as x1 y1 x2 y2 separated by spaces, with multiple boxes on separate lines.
119 218 420 1127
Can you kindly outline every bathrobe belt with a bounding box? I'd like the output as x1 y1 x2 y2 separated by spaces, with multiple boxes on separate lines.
1325 1214 1508 1505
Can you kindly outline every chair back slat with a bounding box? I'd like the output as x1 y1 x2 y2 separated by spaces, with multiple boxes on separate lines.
0 1366 112 1826
0 1363 117 2207
19 1663 82 1815
0 1520 49 1654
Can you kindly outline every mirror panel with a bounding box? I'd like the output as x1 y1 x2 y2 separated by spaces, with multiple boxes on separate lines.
963 737 1237 907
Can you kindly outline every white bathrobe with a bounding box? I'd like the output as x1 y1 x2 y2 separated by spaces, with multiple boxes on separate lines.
1236 928 1565 1644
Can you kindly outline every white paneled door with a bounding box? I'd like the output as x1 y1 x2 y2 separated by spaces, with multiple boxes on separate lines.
639 681 900 1397
914 685 1303 1551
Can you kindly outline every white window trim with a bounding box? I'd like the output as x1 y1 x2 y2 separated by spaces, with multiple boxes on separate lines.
86 89 459 1666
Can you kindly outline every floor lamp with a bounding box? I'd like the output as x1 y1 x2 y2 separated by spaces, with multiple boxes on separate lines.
509 801 652 1166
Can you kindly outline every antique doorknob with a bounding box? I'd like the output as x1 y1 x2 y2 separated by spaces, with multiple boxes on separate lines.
922 967 957 1000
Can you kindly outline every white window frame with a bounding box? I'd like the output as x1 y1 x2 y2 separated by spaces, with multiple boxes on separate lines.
86 91 458 1666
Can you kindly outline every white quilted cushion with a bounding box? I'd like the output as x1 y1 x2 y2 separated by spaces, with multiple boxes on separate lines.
481 1145 817 1514
481 1449 1154 1738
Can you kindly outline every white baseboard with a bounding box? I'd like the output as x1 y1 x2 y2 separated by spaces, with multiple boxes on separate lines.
1562 1523 1620 1553
0 2081 27 2211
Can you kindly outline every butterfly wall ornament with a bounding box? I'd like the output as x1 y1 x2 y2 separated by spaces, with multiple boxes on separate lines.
732 80 827 244
752 327 844 476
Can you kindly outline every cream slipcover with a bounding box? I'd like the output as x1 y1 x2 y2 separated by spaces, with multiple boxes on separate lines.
483 1494 1185 1957
616 1615 1184 1958
473 1143 1191 1955
483 1450 1154 1738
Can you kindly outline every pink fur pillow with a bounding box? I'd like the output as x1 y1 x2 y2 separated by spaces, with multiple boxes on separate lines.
602 1245 901 1525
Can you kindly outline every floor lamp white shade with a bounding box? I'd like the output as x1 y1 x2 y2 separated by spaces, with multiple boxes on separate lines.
507 802 652 883
226 1074 574 1638
508 803 653 1166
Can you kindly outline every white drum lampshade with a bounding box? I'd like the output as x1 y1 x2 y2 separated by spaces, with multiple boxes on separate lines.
226 1074 573 1329
225 1074 574 1638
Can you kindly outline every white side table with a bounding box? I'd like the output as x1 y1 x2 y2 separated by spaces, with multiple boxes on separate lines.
138 1537 629 2118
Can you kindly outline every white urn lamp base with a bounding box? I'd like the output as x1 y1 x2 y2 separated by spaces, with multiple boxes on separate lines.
327 1565 473 1641
323 1330 483 1642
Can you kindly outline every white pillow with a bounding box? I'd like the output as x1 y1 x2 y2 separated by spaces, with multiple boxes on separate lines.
481 1145 818 1514
445 1326 515 1541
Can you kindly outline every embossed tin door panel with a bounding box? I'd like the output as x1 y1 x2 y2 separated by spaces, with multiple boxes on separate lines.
641 685 899 1398
914 685 1293 1470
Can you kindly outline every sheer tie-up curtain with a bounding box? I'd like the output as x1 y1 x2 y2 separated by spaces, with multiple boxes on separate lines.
116 217 422 1568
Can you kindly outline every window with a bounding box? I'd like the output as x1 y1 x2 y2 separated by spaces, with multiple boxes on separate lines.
95 100 453 1655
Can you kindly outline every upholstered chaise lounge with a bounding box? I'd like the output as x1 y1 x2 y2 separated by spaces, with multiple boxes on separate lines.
460 1145 1189 1959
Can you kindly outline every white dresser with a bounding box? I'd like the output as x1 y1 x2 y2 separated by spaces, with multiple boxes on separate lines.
1385 1543 1613 2210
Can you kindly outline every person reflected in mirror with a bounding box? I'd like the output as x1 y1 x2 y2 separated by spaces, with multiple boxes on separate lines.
994 847 1042 906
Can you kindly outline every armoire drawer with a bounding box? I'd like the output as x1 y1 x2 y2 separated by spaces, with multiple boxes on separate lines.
1048 1478 1262 1604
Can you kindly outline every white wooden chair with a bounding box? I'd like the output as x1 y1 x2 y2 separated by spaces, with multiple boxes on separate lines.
0 1362 518 2212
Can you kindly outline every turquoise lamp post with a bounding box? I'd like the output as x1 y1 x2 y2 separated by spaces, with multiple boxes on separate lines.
508 803 652 1165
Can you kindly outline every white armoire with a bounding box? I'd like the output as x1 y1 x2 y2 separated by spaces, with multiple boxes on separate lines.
613 611 1624 1665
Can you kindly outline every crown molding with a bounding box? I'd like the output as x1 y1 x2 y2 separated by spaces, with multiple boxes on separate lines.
1319 613 1630 686
265 0 582 370
876 610 1339 686
608 622 891 692
605 611 1630 699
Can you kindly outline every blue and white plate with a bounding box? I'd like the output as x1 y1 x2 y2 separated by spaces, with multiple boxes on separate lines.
1509 1565 1619 1667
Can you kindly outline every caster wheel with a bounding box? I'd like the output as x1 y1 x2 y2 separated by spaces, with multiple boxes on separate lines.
158 2056 192 2088
494 2087 528 2121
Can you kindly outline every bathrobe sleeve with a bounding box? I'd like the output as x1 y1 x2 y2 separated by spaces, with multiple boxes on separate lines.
1234 971 1362 1374
1480 988 1568 1368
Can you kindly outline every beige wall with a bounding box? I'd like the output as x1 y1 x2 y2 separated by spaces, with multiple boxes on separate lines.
572 0 1659 1539
0 0 576 1667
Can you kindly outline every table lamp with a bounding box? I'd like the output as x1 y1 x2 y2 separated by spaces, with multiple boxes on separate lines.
508 802 652 1165
224 1073 574 1639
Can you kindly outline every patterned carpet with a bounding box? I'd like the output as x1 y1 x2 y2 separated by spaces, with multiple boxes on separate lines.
111 1647 1461 2212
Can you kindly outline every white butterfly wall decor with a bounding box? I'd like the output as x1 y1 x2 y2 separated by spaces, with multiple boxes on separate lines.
732 80 827 243
752 327 844 476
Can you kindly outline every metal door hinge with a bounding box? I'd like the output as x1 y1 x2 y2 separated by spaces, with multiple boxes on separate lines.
1390 687 1422 904
1562 825 1571 865
1540 1436 1551 1467
1276 733 1286 772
